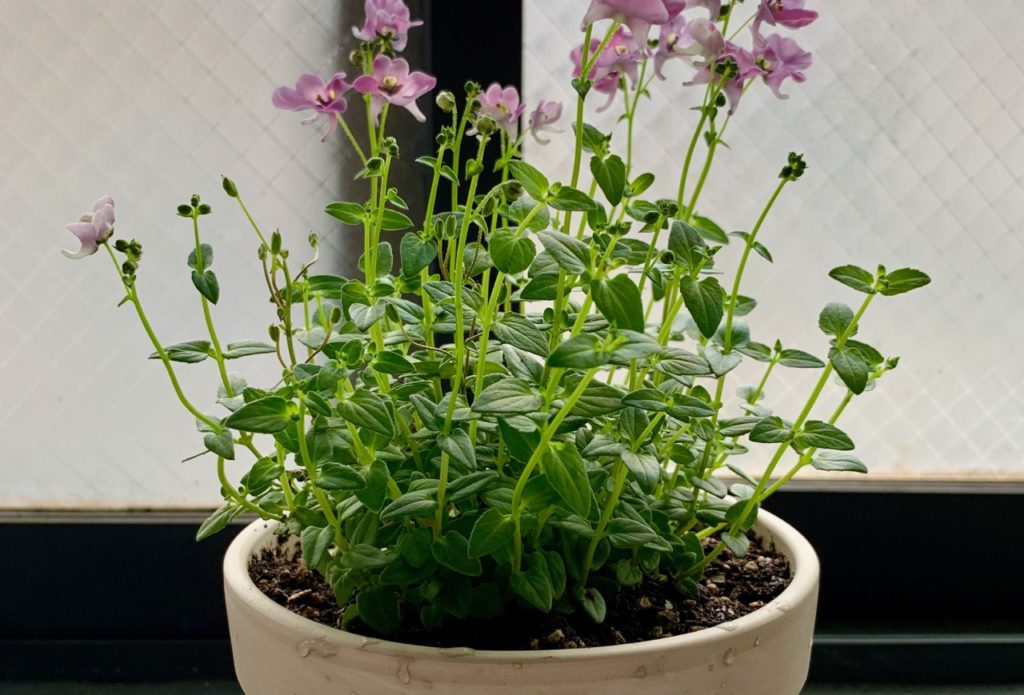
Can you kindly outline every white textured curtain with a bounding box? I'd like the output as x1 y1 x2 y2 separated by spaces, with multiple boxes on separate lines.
523 1 1024 478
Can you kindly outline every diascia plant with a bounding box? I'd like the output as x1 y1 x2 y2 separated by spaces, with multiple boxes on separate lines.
66 0 929 634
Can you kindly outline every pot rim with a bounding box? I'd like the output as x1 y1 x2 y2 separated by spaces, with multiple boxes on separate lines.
224 509 818 663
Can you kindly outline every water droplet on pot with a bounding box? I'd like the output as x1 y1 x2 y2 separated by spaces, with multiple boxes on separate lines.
359 638 380 649
754 636 762 647
632 665 648 679
707 663 715 672
715 621 738 632
397 659 413 684
297 641 311 658
723 648 736 666
439 646 475 658
774 601 791 613
513 663 524 670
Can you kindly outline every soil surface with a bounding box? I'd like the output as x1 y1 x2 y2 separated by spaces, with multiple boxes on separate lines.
249 537 791 650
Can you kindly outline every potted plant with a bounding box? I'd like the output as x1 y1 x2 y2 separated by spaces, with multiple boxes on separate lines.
65 1 930 693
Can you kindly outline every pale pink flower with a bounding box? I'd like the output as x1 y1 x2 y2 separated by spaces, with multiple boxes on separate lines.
477 83 527 137
528 100 564 144
352 0 423 52
353 56 437 123
654 15 724 78
62 196 115 260
581 0 686 40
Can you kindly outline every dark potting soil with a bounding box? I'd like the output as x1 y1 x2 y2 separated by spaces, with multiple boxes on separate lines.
249 537 791 650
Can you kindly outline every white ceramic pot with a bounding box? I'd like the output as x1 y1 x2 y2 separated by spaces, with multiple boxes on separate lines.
224 511 819 695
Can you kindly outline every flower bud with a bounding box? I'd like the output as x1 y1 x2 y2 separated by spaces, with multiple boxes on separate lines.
270 231 283 255
475 115 498 137
464 80 481 98
308 233 319 249
350 50 364 69
268 324 280 342
222 177 238 198
114 239 130 252
435 90 457 113
329 306 343 325
197 204 212 215
504 181 524 202
176 204 193 217
190 194 200 207
121 260 137 275
465 159 484 178
366 156 384 172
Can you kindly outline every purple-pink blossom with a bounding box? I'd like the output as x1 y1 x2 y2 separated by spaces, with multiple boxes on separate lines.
571 27 645 110
581 0 685 40
654 15 724 78
477 84 527 137
353 56 437 123
62 196 115 260
681 0 722 20
754 0 818 32
687 42 760 114
753 33 812 99
352 0 423 52
528 100 564 144
272 73 351 138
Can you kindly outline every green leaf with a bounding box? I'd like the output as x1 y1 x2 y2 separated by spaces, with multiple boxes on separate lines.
778 349 825 369
666 395 716 419
489 229 536 274
224 396 292 434
355 460 390 512
682 277 725 339
621 388 666 412
340 390 394 438
374 350 415 375
829 265 875 293
606 517 660 548
818 303 855 337
749 416 794 444
447 470 500 503
379 209 413 231
508 160 550 200
325 201 365 225
590 154 626 205
306 274 347 299
380 490 437 522
537 231 591 274
576 586 607 623
154 340 211 364
468 508 514 558
629 172 655 197
591 274 644 332
472 379 543 415
579 122 611 156
317 463 365 491
621 450 661 491
797 420 855 451
341 544 392 570
542 443 591 517
547 334 608 369
492 314 548 357
510 562 553 612
692 215 729 245
244 457 282 494
439 428 477 470
845 340 884 369
191 269 220 304
431 531 482 576
187 243 213 273
222 341 276 359
204 430 235 460
812 451 868 473
829 347 870 394
357 586 400 633
300 525 333 570
668 221 707 272
400 234 437 277
880 268 931 296
722 532 750 558
196 503 234 541
549 185 596 212
704 344 742 376
519 273 559 300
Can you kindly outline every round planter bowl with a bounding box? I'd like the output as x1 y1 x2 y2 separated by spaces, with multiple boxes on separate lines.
224 511 819 695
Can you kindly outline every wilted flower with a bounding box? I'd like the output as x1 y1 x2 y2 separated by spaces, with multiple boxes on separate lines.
352 0 423 52
476 84 527 137
754 0 818 32
353 55 437 123
581 0 685 40
528 100 564 144
572 27 645 110
753 33 812 99
62 196 115 260
654 15 724 78
272 73 351 139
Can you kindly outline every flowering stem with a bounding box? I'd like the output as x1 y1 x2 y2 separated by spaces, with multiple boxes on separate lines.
104 244 220 432
336 114 367 165
296 401 345 549
510 367 600 573
722 179 788 352
216 456 281 520
191 214 233 396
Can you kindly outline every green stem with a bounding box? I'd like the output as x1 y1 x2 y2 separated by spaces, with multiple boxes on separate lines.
295 402 345 549
579 460 628 586
191 215 233 396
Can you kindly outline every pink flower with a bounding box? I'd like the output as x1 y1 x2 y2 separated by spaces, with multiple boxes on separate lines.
353 55 437 123
754 0 818 32
272 73 351 138
352 0 423 52
477 83 527 137
62 196 115 259
571 27 645 111
687 42 760 114
654 15 724 78
581 0 685 41
681 0 722 20
753 33 812 99
529 100 564 144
